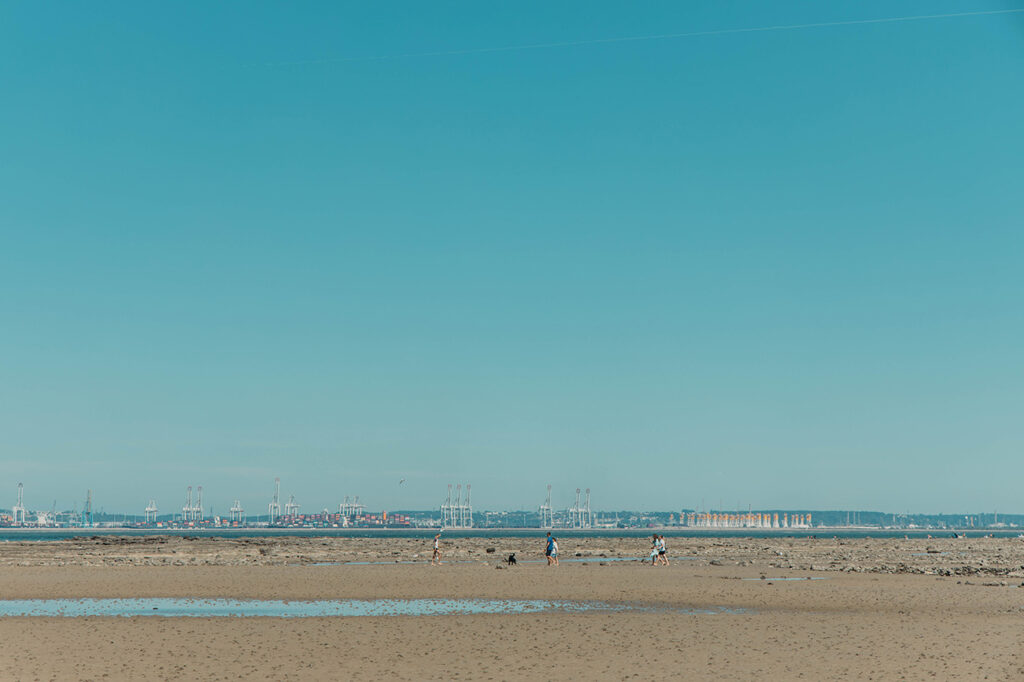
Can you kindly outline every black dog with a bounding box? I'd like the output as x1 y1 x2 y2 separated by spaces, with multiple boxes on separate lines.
506 553 517 566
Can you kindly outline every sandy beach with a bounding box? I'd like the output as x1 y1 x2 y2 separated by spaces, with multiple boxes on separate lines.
1 535 1022 680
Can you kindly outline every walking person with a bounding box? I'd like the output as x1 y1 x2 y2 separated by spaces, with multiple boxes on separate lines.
650 534 660 565
545 532 559 566
657 535 669 566
431 532 442 565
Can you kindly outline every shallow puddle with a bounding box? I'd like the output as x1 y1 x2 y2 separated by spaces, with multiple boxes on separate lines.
299 556 697 566
741 573 827 577
0 598 746 618
549 556 701 563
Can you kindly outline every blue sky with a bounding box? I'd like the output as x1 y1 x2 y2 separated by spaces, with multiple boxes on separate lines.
1 1 1022 515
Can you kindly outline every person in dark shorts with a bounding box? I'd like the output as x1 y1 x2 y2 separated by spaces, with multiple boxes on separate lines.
431 532 442 565
545 532 558 566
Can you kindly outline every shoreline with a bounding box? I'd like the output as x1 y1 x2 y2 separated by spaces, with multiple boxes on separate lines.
1 535 1023 575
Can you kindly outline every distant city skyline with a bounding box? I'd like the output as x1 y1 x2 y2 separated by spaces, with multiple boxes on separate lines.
0 476 1019 520
3 1 1023 512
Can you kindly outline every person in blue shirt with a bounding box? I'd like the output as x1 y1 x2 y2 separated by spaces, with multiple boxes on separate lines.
545 532 559 566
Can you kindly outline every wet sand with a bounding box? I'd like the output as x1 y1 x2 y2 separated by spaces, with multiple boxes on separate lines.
1 536 1022 680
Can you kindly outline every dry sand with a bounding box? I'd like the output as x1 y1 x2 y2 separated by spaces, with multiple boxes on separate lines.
1 535 1022 680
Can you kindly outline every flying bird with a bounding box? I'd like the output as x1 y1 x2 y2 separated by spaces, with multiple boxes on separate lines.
399 478 406 485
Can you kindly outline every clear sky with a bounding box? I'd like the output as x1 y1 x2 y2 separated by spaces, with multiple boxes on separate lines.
2 1 1022 516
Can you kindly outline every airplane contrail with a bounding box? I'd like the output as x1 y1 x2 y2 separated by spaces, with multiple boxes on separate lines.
268 8 1024 66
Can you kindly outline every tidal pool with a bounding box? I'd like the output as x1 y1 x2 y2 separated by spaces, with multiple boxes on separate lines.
740 576 829 581
0 598 746 618
297 556 698 566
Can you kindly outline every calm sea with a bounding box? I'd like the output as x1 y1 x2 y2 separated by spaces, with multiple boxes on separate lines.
0 528 1020 542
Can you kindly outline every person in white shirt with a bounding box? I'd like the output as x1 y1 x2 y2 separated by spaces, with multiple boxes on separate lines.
431 532 442 565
